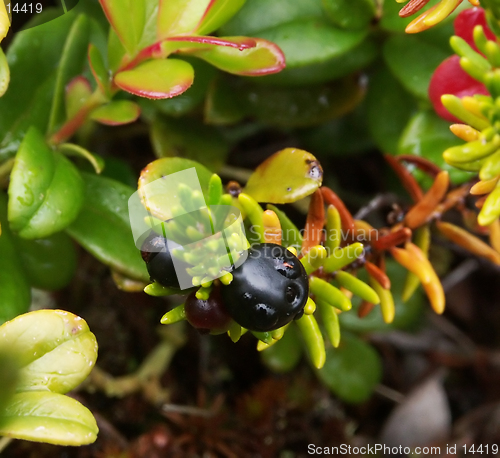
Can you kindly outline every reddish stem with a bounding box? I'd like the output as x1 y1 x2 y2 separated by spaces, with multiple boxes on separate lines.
372 227 412 251
320 187 355 234
397 154 442 178
385 154 423 203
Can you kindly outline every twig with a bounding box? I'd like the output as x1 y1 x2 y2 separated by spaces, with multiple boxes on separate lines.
83 324 187 406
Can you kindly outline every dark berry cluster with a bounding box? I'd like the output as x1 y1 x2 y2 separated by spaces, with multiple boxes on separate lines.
141 237 309 333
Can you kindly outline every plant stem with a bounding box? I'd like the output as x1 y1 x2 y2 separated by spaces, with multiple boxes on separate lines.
83 325 187 406
49 89 107 146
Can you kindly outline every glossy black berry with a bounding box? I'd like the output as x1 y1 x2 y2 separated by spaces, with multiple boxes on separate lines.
185 286 232 333
140 232 189 289
220 243 309 332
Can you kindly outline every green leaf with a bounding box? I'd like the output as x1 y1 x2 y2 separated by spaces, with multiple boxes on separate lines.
138 157 213 217
244 148 323 203
204 75 246 125
150 117 229 171
14 232 77 291
0 46 9 97
157 0 210 38
254 19 367 73
65 76 92 119
0 12 78 159
90 100 141 125
88 43 109 95
66 173 149 282
366 64 417 154
398 110 474 185
100 157 137 188
137 0 160 50
48 14 90 135
8 127 85 239
256 35 377 86
186 37 285 76
99 0 145 56
383 35 450 101
219 0 324 36
322 0 376 30
114 58 194 99
0 353 19 424
242 76 366 126
299 101 374 156
107 27 127 73
195 0 246 35
139 57 217 118
0 391 98 445
0 193 31 325
0 309 97 394
260 325 303 373
316 333 382 403
0 77 55 161
0 11 77 139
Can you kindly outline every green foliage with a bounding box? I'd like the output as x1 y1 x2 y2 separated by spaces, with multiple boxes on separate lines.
316 333 382 403
0 310 98 445
8 127 84 239
1 0 498 438
0 194 31 324
66 173 149 282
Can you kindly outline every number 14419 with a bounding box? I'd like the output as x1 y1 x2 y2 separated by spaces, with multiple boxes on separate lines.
5 3 43 14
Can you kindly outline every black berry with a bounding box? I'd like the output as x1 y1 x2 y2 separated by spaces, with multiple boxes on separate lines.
140 232 189 289
220 243 309 332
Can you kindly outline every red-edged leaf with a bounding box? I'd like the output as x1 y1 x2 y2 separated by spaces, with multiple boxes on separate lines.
65 76 92 120
90 100 141 125
114 58 194 99
157 0 210 39
88 44 109 95
161 35 256 56
99 0 145 56
429 55 489 122
195 0 246 35
185 37 285 76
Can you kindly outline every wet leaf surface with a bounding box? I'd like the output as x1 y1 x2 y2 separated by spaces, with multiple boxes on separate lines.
8 127 84 239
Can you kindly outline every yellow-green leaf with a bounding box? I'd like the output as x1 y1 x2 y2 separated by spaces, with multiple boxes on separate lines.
0 46 9 97
244 148 323 203
90 100 141 126
0 391 98 445
114 58 194 99
0 309 98 394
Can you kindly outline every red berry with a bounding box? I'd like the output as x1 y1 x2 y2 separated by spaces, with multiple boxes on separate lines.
429 55 489 122
184 286 232 333
454 8 496 53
